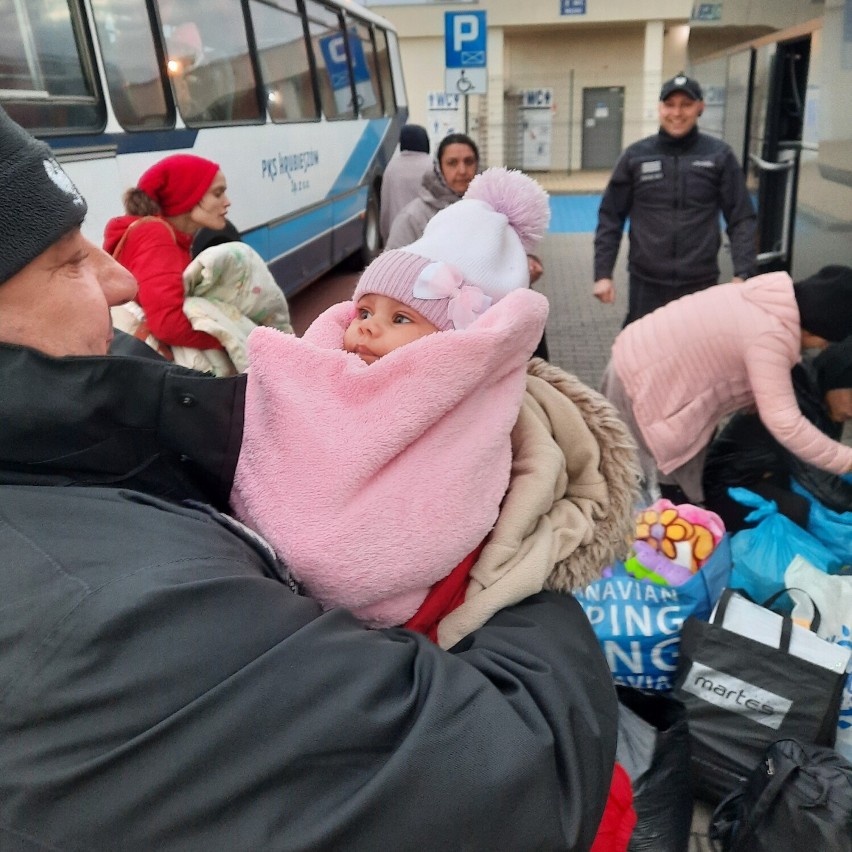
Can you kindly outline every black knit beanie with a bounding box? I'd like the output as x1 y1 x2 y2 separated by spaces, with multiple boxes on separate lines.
0 106 87 284
792 265 852 342
814 335 852 393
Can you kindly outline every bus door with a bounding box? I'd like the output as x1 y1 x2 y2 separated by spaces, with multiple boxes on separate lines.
746 35 811 273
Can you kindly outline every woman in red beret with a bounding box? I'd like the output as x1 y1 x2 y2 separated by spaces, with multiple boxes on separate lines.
103 154 230 349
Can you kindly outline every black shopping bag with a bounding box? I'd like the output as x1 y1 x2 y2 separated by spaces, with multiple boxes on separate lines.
673 589 848 803
709 738 852 852
616 687 693 852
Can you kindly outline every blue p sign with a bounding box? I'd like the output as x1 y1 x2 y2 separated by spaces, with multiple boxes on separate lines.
445 11 486 69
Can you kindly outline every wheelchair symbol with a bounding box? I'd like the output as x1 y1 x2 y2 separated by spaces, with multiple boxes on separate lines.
456 70 475 94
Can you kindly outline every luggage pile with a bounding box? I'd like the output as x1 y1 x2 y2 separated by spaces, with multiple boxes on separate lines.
577 490 852 851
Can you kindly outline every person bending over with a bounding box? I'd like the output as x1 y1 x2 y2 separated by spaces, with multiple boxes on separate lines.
601 266 852 505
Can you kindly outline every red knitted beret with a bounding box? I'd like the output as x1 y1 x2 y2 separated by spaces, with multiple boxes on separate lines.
137 154 220 216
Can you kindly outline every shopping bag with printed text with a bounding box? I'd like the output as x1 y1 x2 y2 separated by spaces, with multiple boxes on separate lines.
575 535 731 691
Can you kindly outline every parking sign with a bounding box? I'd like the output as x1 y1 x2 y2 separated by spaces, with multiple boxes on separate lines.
444 11 486 69
318 30 376 113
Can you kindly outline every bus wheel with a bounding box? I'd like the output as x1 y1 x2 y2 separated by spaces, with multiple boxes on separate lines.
347 187 381 270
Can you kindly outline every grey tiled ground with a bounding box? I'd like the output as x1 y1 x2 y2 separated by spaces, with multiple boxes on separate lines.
535 230 736 389
534 232 626 388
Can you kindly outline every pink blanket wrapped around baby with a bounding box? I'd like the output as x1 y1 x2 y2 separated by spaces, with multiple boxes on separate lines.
231 287 549 626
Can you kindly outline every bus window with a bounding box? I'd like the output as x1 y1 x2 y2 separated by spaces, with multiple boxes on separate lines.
344 17 382 119
248 0 319 122
91 0 172 130
154 0 263 125
374 28 396 117
304 0 354 121
0 0 103 132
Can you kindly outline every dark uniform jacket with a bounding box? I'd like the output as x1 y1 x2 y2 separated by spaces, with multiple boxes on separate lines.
0 339 617 851
594 125 757 287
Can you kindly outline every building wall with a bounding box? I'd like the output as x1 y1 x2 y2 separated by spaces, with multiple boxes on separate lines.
505 26 646 172
378 1 694 170
372 0 813 171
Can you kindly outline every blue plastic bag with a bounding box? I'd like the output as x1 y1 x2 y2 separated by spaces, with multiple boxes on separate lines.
728 487 843 603
575 535 731 691
789 479 852 569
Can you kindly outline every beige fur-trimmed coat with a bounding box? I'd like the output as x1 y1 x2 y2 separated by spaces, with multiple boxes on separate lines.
436 358 641 649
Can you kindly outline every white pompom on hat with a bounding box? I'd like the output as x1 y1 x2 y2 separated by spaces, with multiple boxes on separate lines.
353 167 549 331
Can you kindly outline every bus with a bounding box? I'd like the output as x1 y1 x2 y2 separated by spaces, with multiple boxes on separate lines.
0 0 408 295
690 9 852 281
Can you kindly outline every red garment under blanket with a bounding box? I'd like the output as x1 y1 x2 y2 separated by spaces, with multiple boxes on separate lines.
403 542 484 643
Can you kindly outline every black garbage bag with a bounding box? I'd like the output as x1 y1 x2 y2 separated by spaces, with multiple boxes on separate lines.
616 686 694 852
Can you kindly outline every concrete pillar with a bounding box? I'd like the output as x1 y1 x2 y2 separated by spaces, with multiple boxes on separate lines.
485 25 505 167
642 20 665 137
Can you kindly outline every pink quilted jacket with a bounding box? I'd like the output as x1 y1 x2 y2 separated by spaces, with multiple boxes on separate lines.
612 271 852 475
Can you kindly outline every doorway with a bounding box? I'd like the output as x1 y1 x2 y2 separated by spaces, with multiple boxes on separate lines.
747 36 810 273
581 86 624 169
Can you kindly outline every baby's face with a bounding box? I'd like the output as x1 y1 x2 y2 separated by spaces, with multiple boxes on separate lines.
344 293 438 364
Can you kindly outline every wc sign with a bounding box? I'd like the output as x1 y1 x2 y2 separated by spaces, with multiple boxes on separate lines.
444 11 487 94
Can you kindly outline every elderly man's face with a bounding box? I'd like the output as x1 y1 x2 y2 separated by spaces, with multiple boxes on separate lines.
0 229 137 356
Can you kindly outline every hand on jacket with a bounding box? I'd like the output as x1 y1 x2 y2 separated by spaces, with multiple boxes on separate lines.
593 278 615 304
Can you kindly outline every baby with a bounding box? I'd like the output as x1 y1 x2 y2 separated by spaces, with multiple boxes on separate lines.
231 168 553 629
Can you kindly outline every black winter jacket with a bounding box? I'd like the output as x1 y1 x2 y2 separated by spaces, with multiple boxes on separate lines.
594 125 757 287
0 341 617 851
703 360 852 516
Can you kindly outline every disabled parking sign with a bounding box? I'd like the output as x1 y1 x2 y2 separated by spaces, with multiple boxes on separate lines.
444 11 487 94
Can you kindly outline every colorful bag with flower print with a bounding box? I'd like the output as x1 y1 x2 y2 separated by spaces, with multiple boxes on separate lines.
575 535 732 691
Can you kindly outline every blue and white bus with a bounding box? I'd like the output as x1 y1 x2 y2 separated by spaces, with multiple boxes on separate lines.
0 0 408 294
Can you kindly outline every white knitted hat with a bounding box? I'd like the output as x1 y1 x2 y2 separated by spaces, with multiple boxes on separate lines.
354 167 549 330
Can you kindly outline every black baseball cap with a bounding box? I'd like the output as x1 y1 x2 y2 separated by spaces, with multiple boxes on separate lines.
659 74 703 101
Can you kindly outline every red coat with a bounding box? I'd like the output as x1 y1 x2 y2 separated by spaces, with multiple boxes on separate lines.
103 215 222 349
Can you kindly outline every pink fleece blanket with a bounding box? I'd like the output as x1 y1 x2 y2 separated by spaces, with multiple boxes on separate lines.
231 288 549 626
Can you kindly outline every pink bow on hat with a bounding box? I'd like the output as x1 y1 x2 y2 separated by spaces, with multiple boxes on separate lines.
412 261 492 330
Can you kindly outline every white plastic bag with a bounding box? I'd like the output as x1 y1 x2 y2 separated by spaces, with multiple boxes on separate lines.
786 555 852 762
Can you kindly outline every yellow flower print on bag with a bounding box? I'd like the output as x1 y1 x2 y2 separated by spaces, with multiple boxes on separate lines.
635 499 725 572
